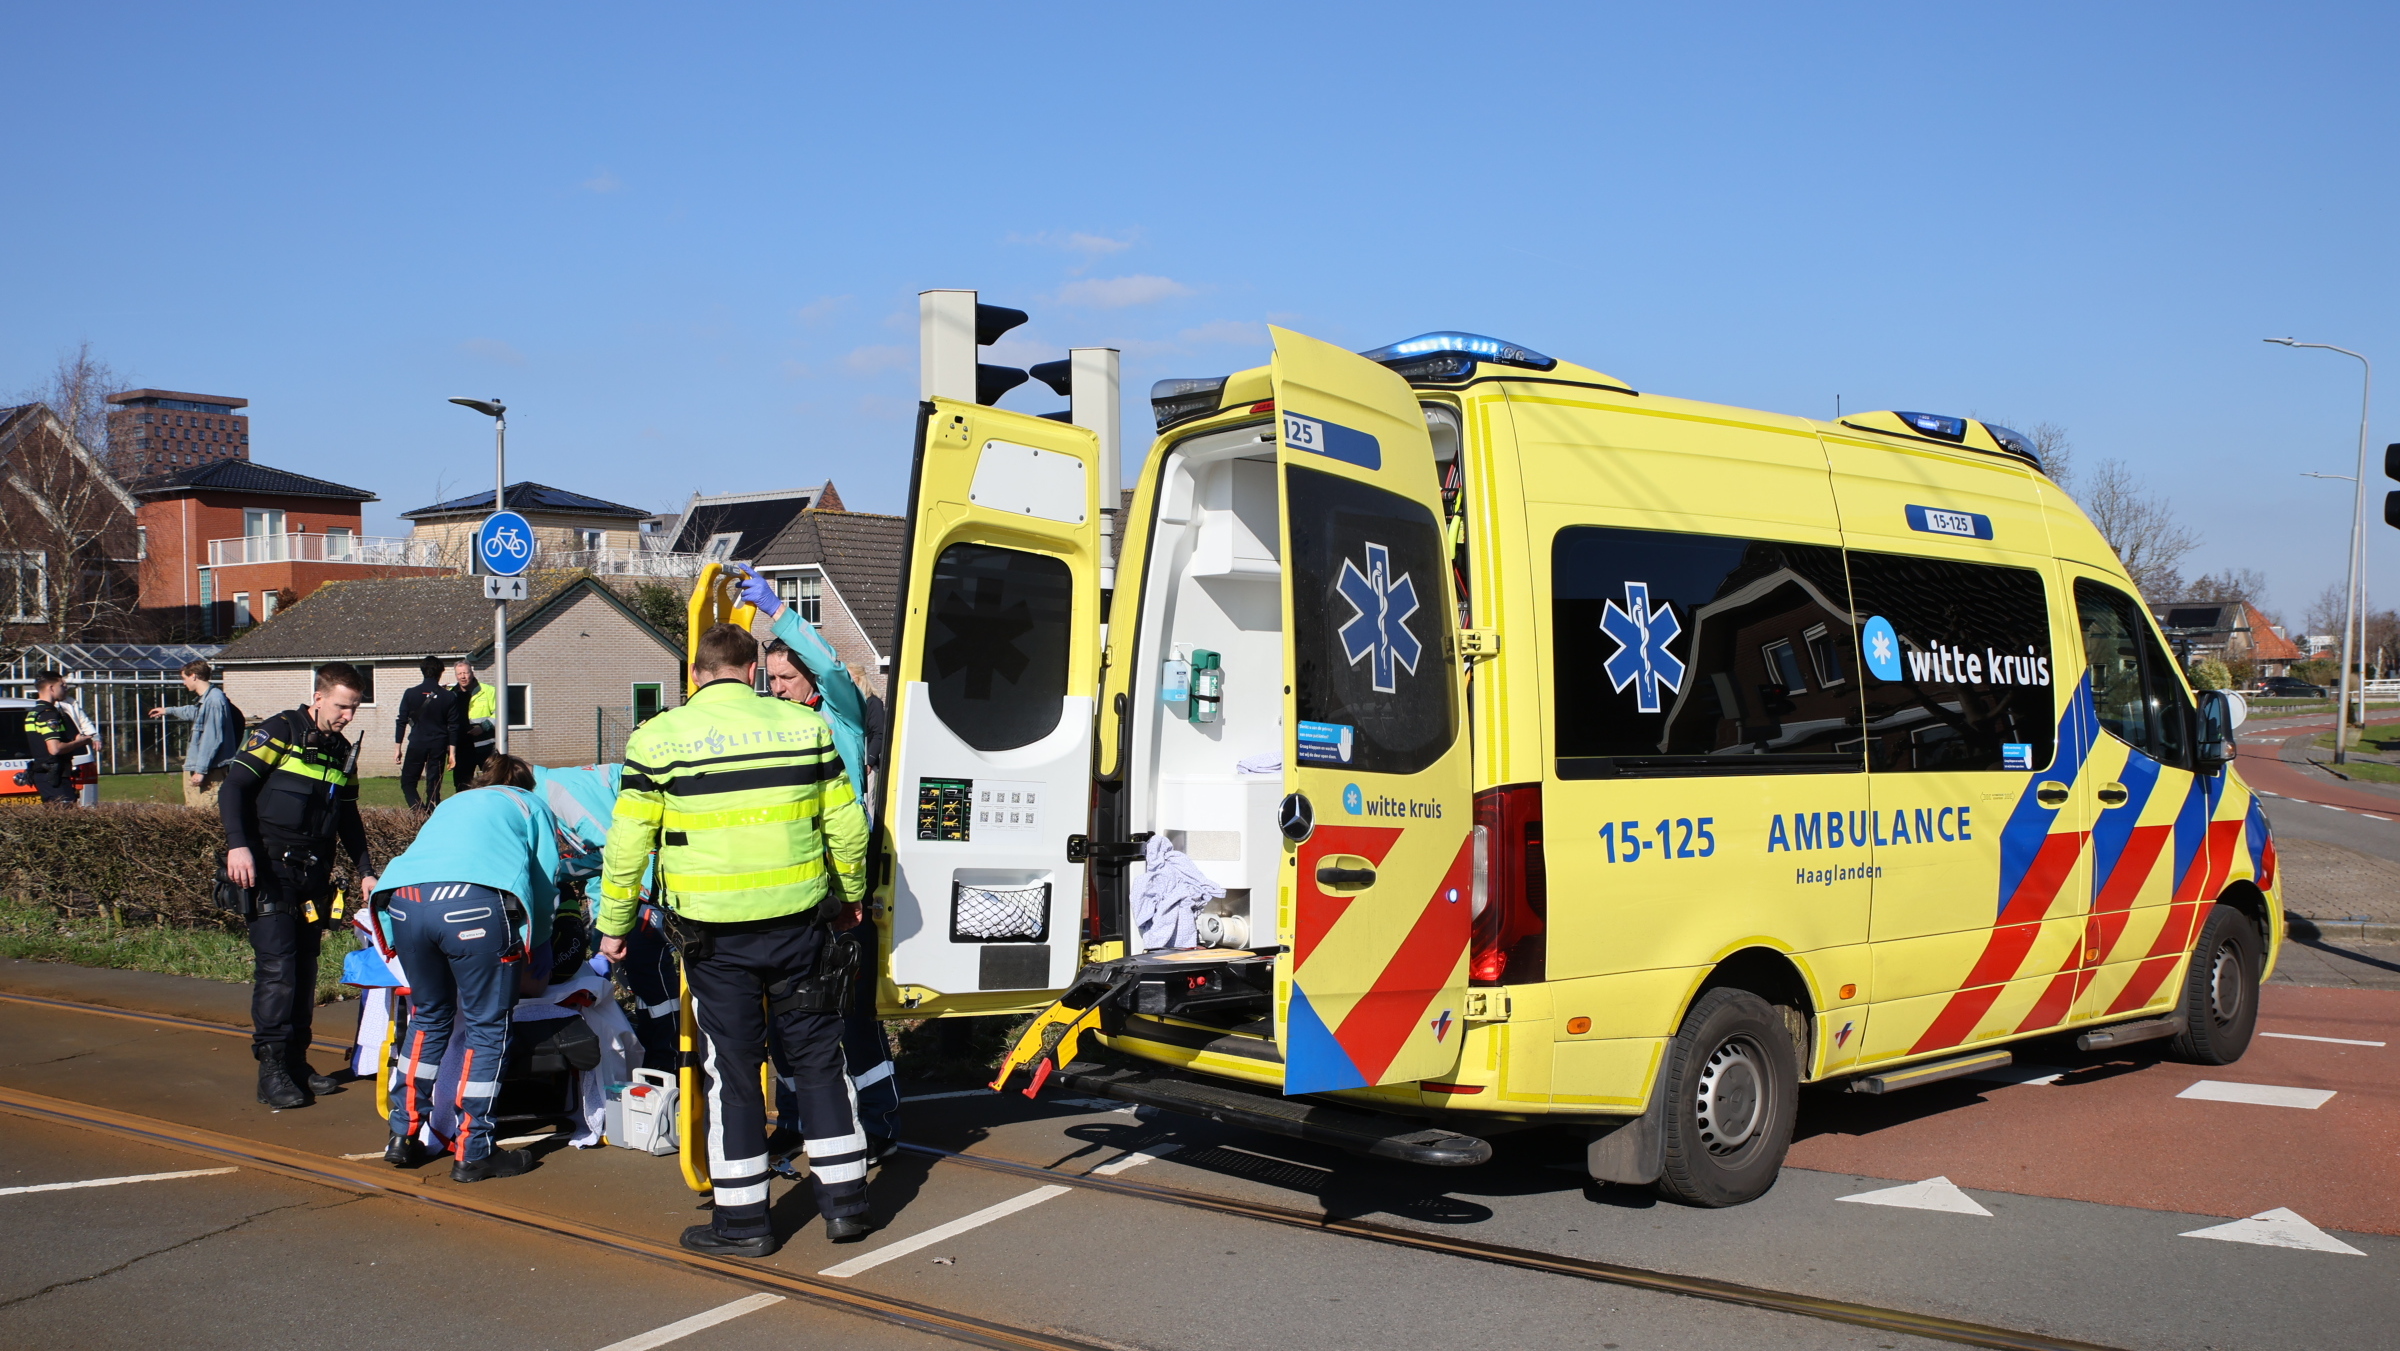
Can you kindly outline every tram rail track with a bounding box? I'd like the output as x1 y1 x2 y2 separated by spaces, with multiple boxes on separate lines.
5 985 2132 1351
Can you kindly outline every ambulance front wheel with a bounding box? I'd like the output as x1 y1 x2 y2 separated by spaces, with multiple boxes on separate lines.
1655 987 1798 1208
2167 902 2263 1066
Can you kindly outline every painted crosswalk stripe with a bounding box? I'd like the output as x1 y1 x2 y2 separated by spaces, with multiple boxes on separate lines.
2176 1080 2337 1109
0 1167 237 1197
2261 1031 2387 1048
593 1294 785 1350
1091 1143 1182 1176
820 1185 1074 1277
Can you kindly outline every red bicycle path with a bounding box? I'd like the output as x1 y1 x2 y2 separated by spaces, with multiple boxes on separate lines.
2235 712 2400 818
1787 983 2400 1234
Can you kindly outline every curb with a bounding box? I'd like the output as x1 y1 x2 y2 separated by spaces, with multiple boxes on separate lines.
2288 915 2400 946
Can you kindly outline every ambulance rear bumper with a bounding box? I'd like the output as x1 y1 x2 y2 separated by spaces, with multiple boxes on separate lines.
1054 1052 1493 1167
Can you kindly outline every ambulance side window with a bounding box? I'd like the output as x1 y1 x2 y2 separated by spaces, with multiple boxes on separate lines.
1846 551 2056 773
1551 525 1861 777
923 541 1072 753
1287 465 1455 775
2074 579 2191 767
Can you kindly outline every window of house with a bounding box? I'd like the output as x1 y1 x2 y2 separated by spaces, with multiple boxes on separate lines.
135 527 148 561
632 683 663 724
1845 550 2057 773
1551 525 1858 777
232 592 253 627
703 532 740 562
1805 623 1846 687
576 528 603 551
2 551 46 624
506 684 530 729
323 527 353 560
776 573 823 625
260 592 278 621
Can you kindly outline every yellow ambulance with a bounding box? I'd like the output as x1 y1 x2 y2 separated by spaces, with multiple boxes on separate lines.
872 325 2279 1207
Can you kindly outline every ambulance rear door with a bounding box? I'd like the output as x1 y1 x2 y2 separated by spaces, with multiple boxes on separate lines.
1272 327 1476 1093
877 399 1105 1017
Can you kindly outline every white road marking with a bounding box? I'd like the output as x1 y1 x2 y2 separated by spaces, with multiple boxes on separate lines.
1836 1176 1992 1216
2180 1207 2365 1255
0 1167 237 1197
901 1090 991 1102
2262 1031 2387 1047
1965 1063 2068 1086
819 1185 1074 1277
497 1130 560 1149
1091 1144 1182 1176
593 1294 785 1350
2177 1080 2337 1109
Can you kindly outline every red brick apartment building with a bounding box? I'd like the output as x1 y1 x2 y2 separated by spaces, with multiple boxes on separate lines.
133 460 447 639
105 389 251 479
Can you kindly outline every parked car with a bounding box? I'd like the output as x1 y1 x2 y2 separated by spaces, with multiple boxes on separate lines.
2253 676 2329 698
0 698 99 804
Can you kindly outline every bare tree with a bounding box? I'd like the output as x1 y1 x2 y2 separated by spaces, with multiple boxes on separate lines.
0 403 143 645
15 343 127 459
1975 414 2074 489
2074 458 2197 602
2304 582 2346 643
2184 568 2269 608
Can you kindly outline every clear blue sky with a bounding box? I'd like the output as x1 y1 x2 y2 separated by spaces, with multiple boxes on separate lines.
6 3 2396 628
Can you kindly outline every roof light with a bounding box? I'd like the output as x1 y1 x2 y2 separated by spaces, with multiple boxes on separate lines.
1150 376 1227 431
1360 332 1557 377
1979 421 2040 466
1894 411 1967 442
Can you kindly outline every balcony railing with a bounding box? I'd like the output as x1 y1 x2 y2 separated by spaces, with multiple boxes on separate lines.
542 546 709 578
205 534 446 568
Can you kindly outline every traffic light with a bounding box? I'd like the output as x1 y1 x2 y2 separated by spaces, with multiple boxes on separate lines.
918 290 1032 406
2385 443 2400 528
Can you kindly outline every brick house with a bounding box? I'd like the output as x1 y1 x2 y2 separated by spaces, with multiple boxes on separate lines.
744 508 904 697
103 388 251 480
209 570 683 771
649 481 845 565
2151 600 2305 678
129 460 447 639
403 482 656 572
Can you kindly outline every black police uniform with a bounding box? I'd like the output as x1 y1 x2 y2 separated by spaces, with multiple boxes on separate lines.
392 678 462 810
219 707 372 1107
21 701 80 803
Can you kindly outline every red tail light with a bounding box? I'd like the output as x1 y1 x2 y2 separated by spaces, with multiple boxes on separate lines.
1470 783 1546 985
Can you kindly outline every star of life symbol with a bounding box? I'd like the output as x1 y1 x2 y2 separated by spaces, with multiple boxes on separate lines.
1335 541 1423 694
1869 627 1894 669
1599 581 1686 714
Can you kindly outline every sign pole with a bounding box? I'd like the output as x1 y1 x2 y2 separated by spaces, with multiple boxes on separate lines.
493 409 509 755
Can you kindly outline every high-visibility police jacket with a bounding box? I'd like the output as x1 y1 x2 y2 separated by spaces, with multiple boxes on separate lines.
596 679 866 934
23 700 77 776
459 679 498 752
219 706 371 873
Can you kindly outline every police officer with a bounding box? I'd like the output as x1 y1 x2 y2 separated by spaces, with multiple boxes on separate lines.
451 659 497 793
392 655 462 811
21 673 88 804
221 663 376 1110
596 623 871 1255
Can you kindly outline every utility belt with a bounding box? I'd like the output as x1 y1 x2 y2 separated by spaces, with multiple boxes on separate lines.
658 906 857 1015
213 843 345 924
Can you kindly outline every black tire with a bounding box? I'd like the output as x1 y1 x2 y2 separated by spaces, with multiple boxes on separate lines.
2167 902 2262 1065
1654 988 1799 1208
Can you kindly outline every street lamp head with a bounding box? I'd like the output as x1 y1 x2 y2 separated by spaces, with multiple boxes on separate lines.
449 397 506 419
2264 337 2297 346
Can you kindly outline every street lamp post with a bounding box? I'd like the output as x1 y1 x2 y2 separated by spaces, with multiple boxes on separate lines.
448 396 509 755
2267 339 2373 763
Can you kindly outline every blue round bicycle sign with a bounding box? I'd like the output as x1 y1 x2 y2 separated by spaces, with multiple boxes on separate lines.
477 511 535 577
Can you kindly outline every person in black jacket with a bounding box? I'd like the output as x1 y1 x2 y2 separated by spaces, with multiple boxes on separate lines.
221 663 377 1109
391 655 461 810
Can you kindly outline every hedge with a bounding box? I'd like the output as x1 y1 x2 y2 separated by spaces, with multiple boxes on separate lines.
0 801 424 929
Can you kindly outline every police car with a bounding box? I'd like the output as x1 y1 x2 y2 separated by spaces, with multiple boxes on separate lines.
0 697 99 803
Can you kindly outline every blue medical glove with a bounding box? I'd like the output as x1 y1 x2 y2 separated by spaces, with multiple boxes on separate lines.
733 564 782 617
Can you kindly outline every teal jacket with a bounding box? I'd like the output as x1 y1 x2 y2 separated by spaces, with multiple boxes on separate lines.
375 785 564 945
769 607 871 804
532 763 621 882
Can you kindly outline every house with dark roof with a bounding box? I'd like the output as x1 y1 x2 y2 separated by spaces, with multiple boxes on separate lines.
746 508 903 695
2151 599 2305 677
129 459 447 639
650 481 847 567
403 481 660 573
210 570 683 770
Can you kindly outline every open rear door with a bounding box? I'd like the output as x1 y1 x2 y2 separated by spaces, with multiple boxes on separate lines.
1272 327 1475 1093
876 398 1104 1017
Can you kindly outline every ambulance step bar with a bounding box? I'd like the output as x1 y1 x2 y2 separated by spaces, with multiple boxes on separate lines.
1845 1049 2014 1095
1053 1054 1493 1167
2073 1012 2185 1052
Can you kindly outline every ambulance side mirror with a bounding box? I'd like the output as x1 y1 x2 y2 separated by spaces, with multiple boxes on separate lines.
2194 689 2246 773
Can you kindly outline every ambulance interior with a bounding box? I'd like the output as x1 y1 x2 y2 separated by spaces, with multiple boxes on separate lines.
1123 405 1465 977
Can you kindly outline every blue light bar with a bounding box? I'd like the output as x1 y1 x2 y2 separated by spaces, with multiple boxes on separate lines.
1359 332 1557 373
1894 411 1968 442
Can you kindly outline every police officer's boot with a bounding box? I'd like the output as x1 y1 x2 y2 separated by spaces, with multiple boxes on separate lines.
254 1047 308 1110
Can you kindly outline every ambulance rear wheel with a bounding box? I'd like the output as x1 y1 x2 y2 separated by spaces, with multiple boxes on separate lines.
2167 902 2262 1066
1655 987 1797 1208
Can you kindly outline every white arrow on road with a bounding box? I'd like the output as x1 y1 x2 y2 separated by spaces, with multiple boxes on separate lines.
2180 1208 2365 1255
1836 1176 1992 1216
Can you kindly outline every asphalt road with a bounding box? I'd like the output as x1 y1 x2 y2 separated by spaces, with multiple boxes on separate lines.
4 959 2395 1351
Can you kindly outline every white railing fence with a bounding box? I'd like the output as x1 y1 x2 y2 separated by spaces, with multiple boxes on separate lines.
205 534 446 567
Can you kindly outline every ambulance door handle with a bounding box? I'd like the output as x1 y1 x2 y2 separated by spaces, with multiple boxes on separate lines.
2096 782 2130 807
2035 781 2071 808
1315 862 1377 890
